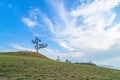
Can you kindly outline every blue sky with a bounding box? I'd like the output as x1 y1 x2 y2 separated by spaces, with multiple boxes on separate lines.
0 0 120 68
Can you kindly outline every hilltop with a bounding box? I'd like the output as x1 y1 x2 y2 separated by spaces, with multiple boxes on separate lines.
0 51 120 80
0 51 48 58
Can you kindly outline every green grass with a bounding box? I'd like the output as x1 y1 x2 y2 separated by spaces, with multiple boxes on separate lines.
0 51 120 80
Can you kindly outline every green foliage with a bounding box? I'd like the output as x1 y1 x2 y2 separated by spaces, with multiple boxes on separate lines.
32 37 47 53
75 61 96 66
65 59 71 63
0 51 48 59
0 52 120 80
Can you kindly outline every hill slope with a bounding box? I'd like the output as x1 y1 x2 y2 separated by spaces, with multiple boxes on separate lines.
0 51 120 80
0 51 48 58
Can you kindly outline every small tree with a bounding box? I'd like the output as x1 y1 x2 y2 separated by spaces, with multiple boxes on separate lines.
65 59 71 63
32 37 47 53
56 56 60 61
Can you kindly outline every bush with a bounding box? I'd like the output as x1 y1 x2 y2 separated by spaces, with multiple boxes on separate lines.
74 61 96 66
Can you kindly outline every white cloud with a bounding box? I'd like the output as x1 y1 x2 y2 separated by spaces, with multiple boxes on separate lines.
21 0 120 51
21 8 42 28
40 48 84 60
46 0 120 51
40 15 55 33
12 44 35 51
21 17 37 28
71 0 120 17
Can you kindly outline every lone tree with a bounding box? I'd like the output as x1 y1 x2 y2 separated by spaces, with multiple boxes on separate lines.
32 37 47 53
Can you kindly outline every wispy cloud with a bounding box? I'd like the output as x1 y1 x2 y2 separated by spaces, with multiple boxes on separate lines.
21 0 120 51
71 0 120 17
21 17 38 28
21 8 41 28
12 44 35 51
46 0 120 51
40 48 84 60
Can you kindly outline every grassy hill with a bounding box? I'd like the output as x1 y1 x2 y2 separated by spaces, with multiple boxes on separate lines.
0 51 48 58
0 51 120 80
